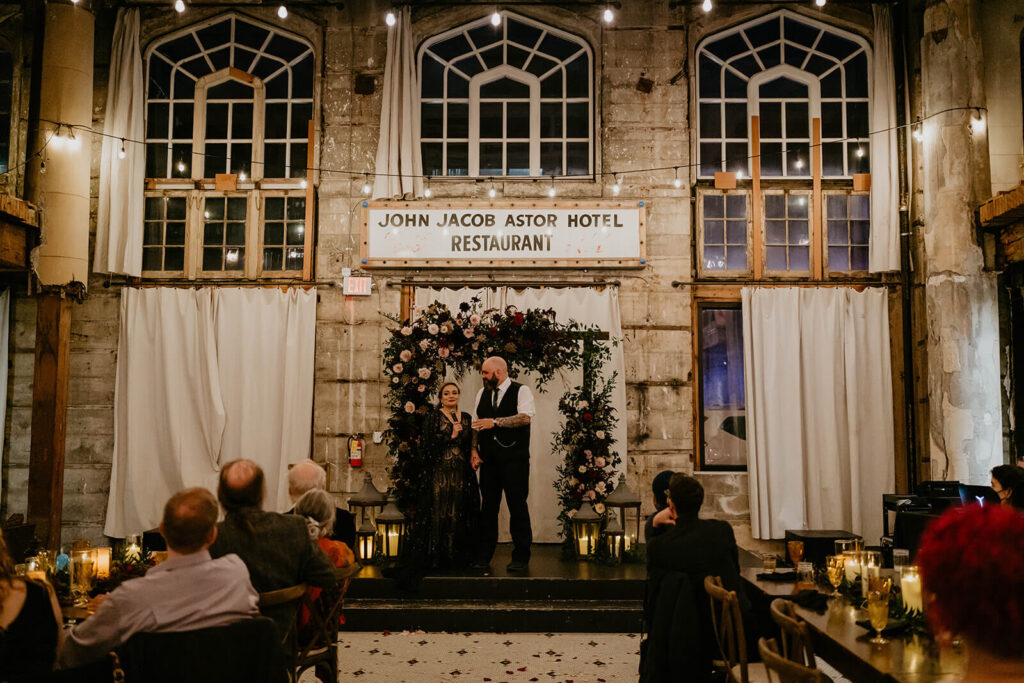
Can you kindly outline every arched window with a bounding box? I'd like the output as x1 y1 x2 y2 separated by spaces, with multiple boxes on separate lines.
419 11 592 178
144 14 314 278
697 11 869 178
694 11 871 280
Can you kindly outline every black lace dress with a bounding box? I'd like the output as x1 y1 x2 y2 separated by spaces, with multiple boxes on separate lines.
423 408 478 569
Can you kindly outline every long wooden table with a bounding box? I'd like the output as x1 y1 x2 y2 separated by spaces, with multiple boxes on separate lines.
741 567 964 682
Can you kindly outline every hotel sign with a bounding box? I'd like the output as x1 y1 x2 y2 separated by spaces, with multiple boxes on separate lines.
360 200 646 268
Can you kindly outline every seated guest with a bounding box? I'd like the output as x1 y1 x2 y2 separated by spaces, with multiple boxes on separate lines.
293 489 354 641
60 488 258 669
917 504 1024 680
287 460 356 549
209 459 336 638
644 469 677 543
0 527 63 678
643 474 752 683
991 464 1024 510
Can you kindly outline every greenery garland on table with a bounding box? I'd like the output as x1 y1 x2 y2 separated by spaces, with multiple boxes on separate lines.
381 298 623 552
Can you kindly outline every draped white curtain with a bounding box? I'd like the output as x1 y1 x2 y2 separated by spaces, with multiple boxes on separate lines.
105 287 316 537
94 8 145 277
869 4 900 273
742 287 894 544
414 287 626 543
372 7 422 200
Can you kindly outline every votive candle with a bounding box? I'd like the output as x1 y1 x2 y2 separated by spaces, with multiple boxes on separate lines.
94 547 112 579
902 567 923 612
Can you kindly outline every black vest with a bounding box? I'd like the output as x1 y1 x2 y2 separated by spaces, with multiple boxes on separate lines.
476 381 531 460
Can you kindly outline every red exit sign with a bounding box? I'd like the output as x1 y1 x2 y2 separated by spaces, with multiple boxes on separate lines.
343 276 372 296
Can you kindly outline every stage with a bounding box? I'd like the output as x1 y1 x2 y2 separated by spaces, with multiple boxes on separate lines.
345 544 645 633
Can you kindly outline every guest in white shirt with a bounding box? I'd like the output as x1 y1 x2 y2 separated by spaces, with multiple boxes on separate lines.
60 488 259 669
470 356 536 572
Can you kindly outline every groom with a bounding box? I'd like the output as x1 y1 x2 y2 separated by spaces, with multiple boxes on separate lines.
471 356 535 572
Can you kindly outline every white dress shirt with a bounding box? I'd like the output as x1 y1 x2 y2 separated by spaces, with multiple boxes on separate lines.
473 377 536 420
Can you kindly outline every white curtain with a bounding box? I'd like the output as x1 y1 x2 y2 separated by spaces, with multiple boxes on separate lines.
94 8 145 277
0 290 9 502
413 287 626 543
372 7 423 200
105 287 316 537
869 4 900 273
742 287 894 543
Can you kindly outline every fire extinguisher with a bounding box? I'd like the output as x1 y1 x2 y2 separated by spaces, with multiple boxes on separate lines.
348 435 363 467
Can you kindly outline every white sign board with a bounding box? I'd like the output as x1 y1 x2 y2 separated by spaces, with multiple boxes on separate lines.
361 200 646 268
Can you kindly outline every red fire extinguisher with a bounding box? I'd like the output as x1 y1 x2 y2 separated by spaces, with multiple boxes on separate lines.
348 435 363 467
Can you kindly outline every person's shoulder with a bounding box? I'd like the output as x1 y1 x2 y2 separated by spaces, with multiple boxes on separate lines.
212 552 250 573
335 506 354 520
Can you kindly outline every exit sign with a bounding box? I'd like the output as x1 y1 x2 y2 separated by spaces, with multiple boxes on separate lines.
343 276 372 296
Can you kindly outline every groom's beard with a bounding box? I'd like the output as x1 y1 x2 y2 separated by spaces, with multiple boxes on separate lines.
483 377 498 391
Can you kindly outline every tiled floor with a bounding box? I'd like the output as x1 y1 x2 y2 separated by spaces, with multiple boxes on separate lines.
301 631 641 682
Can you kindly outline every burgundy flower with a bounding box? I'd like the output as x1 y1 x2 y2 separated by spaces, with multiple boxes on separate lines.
514 312 525 325
488 327 498 337
583 412 593 421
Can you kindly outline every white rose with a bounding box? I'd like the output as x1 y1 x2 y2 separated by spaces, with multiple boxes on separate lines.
578 465 587 473
418 367 431 379
401 326 412 336
440 322 453 334
419 339 431 351
470 314 481 325
596 481 607 493
578 400 589 409
594 503 606 514
399 349 412 362
596 430 606 440
428 324 439 335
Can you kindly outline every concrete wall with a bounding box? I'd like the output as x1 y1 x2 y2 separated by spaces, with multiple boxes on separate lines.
0 0 1007 552
980 1 1023 196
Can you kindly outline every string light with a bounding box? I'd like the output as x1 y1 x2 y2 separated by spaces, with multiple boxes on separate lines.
794 157 804 170
673 166 682 189
423 177 433 198
488 181 497 199
970 110 985 134
239 171 247 181
277 5 288 19
300 178 308 189
118 138 127 159
855 146 864 158
39 160 45 175
611 173 621 195
547 175 556 197
815 0 826 6
913 126 924 142
176 160 186 173
362 173 372 195
173 0 185 13
385 11 396 26
702 0 712 13
491 11 501 26
603 7 614 23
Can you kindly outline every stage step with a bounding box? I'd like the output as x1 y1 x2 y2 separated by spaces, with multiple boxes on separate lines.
348 575 644 601
344 598 643 633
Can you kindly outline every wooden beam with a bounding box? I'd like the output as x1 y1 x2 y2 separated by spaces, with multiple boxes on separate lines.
27 293 72 550
811 118 823 280
751 116 763 280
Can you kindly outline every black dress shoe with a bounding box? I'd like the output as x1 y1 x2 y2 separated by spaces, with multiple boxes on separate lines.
506 560 529 572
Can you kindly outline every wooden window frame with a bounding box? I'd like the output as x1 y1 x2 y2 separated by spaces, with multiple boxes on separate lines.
822 189 871 278
761 188 814 279
696 188 753 279
693 298 748 472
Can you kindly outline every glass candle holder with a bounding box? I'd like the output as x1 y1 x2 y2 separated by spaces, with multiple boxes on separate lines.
901 565 923 612
70 548 97 606
842 550 862 582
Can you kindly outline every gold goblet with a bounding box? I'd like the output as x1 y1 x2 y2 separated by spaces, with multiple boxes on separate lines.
867 590 890 645
787 540 805 567
826 555 845 596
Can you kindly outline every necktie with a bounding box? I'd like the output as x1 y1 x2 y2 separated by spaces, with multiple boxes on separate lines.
492 388 499 411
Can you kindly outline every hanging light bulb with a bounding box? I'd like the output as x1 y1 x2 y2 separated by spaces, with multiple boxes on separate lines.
118 138 127 159
423 177 433 198
70 0 80 4
300 178 308 189
603 7 614 23
855 146 864 158
970 110 985 134
66 126 81 151
174 0 186 13
488 182 497 199
547 175 556 198
611 174 621 195
673 166 682 189
239 171 247 181
815 0 826 7
385 11 396 26
362 173 372 195
794 157 804 170
736 170 745 179
277 4 288 19
702 0 712 13
491 11 502 26
913 126 924 142
39 159 45 175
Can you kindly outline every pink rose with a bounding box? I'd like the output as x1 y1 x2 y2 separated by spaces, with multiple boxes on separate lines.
419 339 431 351
586 490 597 500
392 363 403 373
464 329 474 339
403 401 415 413
391 377 399 384
596 430 606 440
399 349 412 362
427 324 439 335
401 326 412 336
470 314 481 325
438 346 451 358
417 384 426 392
595 457 606 468
418 367 431 379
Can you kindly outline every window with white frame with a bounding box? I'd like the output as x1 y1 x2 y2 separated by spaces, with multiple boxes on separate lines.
419 11 592 178
697 11 870 178
144 14 314 278
695 11 872 279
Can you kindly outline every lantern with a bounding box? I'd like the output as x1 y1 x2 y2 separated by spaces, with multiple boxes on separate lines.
94 547 112 579
376 496 406 560
572 502 603 560
603 473 642 553
603 514 625 563
348 471 388 526
123 534 142 562
355 518 377 564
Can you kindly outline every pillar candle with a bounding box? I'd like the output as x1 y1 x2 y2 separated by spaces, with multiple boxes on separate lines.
902 573 923 612
94 547 112 579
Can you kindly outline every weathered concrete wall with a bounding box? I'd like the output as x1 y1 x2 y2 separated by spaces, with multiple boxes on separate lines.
919 0 1003 484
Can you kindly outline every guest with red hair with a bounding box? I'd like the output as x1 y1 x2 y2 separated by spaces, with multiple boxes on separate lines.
917 504 1024 681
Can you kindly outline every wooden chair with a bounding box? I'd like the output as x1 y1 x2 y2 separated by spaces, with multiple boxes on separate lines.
259 583 308 681
295 563 362 683
759 638 827 683
704 575 769 683
769 599 817 669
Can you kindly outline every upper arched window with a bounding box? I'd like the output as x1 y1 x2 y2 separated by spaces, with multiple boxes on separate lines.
419 11 592 178
143 15 314 279
697 11 870 178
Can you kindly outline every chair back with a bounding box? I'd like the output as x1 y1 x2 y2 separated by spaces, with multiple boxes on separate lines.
117 616 288 683
758 637 826 683
769 598 816 668
704 575 749 683
295 563 361 682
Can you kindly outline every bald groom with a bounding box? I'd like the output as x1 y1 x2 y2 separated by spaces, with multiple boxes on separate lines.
471 356 536 572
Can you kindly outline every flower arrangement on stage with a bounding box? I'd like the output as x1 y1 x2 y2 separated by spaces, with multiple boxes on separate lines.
381 298 619 540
